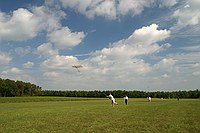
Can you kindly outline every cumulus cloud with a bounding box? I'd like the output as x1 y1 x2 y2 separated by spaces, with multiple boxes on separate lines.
48 27 85 49
37 43 58 57
41 55 79 70
154 58 176 72
2 67 22 75
14 46 31 56
172 0 200 32
31 5 66 31
41 24 170 80
169 52 200 64
93 24 170 60
80 24 170 77
87 0 117 19
23 61 34 68
0 52 12 65
60 0 117 20
1 67 33 82
59 0 179 20
0 8 41 41
0 4 66 42
165 50 200 79
157 0 177 7
132 24 170 44
118 0 154 16
43 71 59 78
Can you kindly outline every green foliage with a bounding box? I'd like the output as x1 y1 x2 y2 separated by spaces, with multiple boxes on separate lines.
0 78 200 98
40 89 200 98
0 96 102 103
0 97 200 133
0 78 42 97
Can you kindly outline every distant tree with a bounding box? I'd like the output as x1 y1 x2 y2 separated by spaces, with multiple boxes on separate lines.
0 78 42 97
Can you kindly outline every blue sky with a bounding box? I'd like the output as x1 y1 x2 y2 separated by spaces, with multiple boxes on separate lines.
0 0 200 91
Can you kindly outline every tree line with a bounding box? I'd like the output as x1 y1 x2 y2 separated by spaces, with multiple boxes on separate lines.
0 78 199 98
0 78 42 97
40 89 200 98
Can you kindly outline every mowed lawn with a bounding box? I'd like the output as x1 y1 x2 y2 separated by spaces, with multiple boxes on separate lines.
0 97 199 133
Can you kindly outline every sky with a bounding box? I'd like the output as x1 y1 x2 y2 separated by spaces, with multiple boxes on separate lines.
0 0 200 91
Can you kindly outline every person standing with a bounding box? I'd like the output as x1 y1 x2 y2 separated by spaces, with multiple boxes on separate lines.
124 95 128 105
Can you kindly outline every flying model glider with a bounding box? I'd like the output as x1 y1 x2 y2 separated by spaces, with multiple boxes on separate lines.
72 65 83 72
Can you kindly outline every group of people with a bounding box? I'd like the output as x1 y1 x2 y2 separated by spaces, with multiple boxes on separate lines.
106 93 128 107
107 94 152 107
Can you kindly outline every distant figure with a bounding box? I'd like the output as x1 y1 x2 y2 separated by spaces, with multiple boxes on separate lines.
177 97 179 101
107 94 118 107
124 95 128 105
147 97 151 102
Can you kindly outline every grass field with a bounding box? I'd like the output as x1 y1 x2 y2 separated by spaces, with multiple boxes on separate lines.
0 97 199 133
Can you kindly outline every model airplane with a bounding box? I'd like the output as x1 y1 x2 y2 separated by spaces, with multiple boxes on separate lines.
72 65 83 72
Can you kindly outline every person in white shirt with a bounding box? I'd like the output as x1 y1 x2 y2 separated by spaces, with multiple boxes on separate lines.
107 93 118 107
124 95 128 105
147 97 151 102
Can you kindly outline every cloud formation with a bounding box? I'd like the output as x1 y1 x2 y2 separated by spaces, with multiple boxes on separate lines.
40 24 172 90
0 52 12 65
0 0 199 91
0 8 41 41
48 27 85 49
37 43 58 57
171 0 200 34
59 0 177 20
23 61 34 68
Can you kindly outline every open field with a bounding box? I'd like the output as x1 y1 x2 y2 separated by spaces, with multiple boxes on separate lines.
0 97 200 133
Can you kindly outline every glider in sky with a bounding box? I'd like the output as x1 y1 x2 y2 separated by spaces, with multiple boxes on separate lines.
72 65 83 72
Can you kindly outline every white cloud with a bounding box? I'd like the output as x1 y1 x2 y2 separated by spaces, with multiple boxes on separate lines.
23 61 34 68
58 0 178 20
132 24 170 44
87 0 117 19
37 43 58 57
0 52 12 65
41 55 79 70
60 0 117 20
31 5 66 31
48 27 85 49
0 8 41 41
14 46 31 56
2 67 22 75
43 71 59 78
0 5 66 42
193 71 200 76
81 24 170 77
1 67 33 82
172 0 200 32
118 0 154 16
169 52 200 64
166 51 200 79
154 58 176 72
37 23 200 91
93 24 170 61
40 23 172 88
162 73 169 78
181 45 200 51
158 0 177 7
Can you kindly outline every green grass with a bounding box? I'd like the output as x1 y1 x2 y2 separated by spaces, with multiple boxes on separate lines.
0 97 199 133
0 96 100 103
